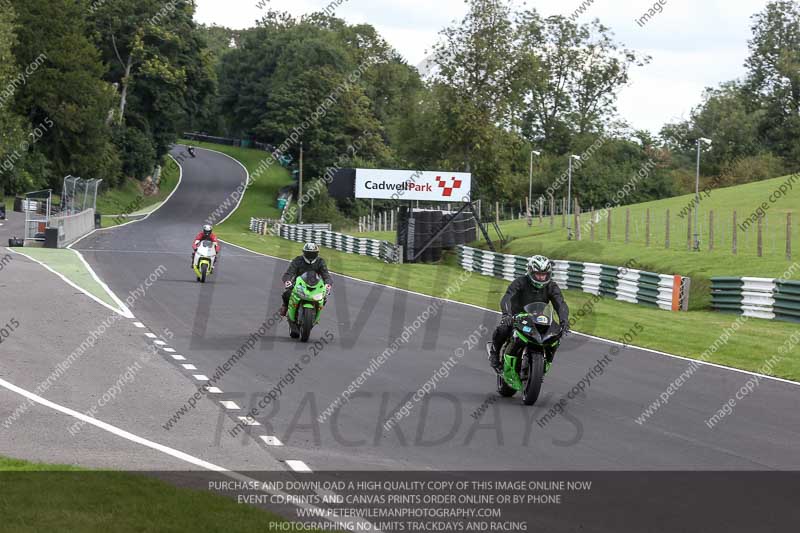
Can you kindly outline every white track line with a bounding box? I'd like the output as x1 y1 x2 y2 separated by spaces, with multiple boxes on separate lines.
207 387 223 394
5 248 125 317
70 249 134 318
220 239 800 388
153 340 167 346
133 322 145 328
170 354 186 361
163 348 176 353
260 436 283 446
181 364 197 370
0 376 377 531
0 376 224 471
145 332 157 339
193 374 209 382
220 401 240 410
285 460 312 473
237 416 260 426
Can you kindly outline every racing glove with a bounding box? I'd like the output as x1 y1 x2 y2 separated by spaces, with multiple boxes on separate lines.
500 314 514 327
560 321 570 335
325 284 332 296
284 280 293 288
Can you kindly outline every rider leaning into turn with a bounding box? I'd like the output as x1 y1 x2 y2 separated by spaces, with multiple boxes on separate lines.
280 243 333 316
488 255 570 373
191 224 220 267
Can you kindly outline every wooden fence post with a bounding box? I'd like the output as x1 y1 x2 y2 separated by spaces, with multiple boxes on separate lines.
687 209 692 251
625 209 631 244
575 199 581 241
549 196 555 228
645 208 651 247
732 210 737 255
495 201 500 226
787 212 792 261
709 210 714 251
757 214 763 257
561 198 566 228
665 209 670 248
590 216 595 241
607 211 612 241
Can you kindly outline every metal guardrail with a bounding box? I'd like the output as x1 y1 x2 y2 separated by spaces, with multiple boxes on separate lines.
250 220 401 264
457 245 690 311
711 277 800 323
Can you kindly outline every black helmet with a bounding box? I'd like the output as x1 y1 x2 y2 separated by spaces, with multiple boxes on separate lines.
302 242 319 264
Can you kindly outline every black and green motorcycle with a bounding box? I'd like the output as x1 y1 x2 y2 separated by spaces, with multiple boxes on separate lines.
488 302 563 406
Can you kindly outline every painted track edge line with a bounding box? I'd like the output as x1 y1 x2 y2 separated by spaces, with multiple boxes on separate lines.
0 376 380 532
218 239 800 388
5 247 127 317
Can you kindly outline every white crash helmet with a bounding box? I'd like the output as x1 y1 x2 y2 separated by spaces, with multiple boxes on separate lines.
302 242 320 264
527 255 553 289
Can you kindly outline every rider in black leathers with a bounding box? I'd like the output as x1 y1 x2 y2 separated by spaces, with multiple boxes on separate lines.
488 255 569 373
280 242 332 316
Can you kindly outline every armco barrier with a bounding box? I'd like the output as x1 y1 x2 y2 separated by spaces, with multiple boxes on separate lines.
250 218 331 235
458 246 690 311
711 277 800 323
252 220 401 263
49 208 95 248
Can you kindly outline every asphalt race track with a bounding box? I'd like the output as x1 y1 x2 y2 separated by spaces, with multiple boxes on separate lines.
73 147 800 474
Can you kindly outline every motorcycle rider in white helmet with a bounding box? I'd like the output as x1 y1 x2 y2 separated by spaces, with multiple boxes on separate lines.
280 242 333 316
488 255 569 374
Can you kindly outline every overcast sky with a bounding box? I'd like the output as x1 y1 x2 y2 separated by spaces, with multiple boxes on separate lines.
194 0 771 134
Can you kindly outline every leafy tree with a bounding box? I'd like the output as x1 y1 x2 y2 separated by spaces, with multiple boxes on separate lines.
11 0 121 187
515 14 649 154
744 0 800 166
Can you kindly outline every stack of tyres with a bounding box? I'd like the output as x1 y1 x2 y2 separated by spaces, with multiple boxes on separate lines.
441 213 456 249
430 210 443 262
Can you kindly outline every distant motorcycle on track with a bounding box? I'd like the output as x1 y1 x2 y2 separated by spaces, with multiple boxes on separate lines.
487 302 563 405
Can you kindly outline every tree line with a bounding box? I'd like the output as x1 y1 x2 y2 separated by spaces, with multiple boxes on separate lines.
1 0 797 224
0 0 213 195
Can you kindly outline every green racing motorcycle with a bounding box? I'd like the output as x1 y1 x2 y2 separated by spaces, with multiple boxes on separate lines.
287 271 327 342
488 302 563 406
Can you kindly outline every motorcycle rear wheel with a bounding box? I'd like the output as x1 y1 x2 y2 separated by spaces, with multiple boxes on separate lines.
522 349 545 406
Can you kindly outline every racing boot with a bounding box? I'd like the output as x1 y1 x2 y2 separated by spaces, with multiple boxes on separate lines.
486 342 502 374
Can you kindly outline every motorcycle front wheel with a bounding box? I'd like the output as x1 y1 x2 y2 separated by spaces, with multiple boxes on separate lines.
200 262 208 283
522 349 545 406
299 306 314 342
497 374 516 397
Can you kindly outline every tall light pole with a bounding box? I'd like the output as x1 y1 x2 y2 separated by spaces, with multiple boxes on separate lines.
528 150 541 226
567 154 580 240
694 137 712 251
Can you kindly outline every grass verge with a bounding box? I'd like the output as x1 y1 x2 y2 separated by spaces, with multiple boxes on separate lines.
97 157 181 228
196 140 800 381
10 248 120 311
0 456 315 533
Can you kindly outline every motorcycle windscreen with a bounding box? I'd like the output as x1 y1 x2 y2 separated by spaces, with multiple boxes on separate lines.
300 271 322 288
